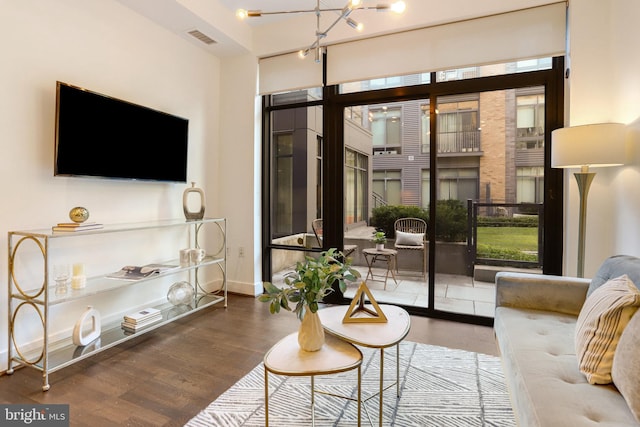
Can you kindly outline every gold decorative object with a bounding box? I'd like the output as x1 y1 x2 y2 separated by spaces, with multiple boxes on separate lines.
342 282 388 323
298 310 325 351
69 206 89 223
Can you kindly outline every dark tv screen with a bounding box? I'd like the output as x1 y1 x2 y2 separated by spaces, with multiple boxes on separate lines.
55 82 189 183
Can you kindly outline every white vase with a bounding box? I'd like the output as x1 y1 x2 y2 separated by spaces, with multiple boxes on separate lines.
298 309 325 352
376 243 384 251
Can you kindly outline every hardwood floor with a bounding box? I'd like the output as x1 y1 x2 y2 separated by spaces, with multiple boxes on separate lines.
0 294 498 426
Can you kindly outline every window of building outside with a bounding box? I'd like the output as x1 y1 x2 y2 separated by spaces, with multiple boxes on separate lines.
421 170 430 209
371 107 402 154
420 103 430 153
516 93 545 149
341 73 430 93
514 57 553 73
373 170 401 206
437 99 480 153
316 136 322 220
438 168 479 202
517 166 544 203
370 76 402 89
274 133 294 236
345 149 368 225
437 66 481 82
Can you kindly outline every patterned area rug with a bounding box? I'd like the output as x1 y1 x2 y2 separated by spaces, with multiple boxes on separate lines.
186 341 515 426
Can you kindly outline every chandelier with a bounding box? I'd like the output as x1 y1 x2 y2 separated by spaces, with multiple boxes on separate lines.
236 0 406 62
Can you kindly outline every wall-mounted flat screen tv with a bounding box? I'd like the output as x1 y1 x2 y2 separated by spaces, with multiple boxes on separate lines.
55 81 189 183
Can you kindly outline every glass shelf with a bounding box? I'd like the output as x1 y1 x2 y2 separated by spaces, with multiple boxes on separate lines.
12 256 224 305
7 216 227 391
15 294 224 372
9 217 225 239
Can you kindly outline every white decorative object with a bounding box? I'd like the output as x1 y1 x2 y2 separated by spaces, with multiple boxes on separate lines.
298 310 325 352
53 264 70 295
167 281 195 306
72 306 101 346
179 248 191 267
183 182 206 221
189 248 205 264
376 243 384 251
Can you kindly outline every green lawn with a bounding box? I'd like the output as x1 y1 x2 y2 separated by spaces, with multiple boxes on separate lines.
477 227 538 251
476 227 538 261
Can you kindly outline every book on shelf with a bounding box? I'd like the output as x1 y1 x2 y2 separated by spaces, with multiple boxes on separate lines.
121 316 162 332
52 222 104 232
123 307 162 324
106 263 179 281
56 221 99 227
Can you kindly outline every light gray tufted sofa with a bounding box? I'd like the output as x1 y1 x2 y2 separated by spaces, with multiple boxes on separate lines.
494 255 640 426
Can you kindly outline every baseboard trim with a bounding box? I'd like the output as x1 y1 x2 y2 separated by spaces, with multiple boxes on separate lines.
226 280 263 296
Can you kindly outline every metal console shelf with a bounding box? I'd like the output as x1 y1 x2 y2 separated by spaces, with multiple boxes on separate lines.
7 217 227 391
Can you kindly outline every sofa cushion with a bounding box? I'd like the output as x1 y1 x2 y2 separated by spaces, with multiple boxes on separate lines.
495 306 639 426
575 274 640 384
395 230 424 246
589 255 640 297
613 311 640 423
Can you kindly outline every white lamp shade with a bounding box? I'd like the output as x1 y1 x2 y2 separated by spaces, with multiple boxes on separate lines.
551 123 628 169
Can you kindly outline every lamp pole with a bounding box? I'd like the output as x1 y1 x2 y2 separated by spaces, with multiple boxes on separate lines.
574 166 595 278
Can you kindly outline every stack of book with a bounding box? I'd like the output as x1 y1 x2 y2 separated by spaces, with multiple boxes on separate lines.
121 307 162 333
52 222 104 232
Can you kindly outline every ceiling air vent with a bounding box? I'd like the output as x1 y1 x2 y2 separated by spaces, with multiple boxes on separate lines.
187 29 217 45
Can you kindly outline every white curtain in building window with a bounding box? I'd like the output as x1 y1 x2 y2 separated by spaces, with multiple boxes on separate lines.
258 2 565 94
258 51 323 95
327 2 566 85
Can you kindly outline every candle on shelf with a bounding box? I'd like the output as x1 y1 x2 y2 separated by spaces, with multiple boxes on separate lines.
71 263 86 289
73 263 84 276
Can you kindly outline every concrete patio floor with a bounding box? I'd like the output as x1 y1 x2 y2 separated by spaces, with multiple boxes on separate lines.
272 264 496 318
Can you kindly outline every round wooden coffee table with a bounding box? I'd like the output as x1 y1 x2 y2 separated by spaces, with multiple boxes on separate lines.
263 332 363 426
318 304 411 426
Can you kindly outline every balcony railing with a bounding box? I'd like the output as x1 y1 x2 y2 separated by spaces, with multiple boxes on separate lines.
438 131 481 153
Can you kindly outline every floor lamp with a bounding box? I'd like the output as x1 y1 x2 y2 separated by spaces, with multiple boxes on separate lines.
551 123 627 278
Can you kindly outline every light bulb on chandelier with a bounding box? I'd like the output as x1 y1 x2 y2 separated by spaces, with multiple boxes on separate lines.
237 1 405 62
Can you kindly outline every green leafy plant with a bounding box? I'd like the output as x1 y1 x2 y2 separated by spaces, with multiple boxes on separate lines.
372 230 387 244
476 244 538 262
259 248 361 319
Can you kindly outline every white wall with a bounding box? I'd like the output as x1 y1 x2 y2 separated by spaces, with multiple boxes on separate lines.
564 0 640 277
0 0 222 367
219 54 261 295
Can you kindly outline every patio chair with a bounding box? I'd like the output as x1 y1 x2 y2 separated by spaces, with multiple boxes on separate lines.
394 218 427 279
311 219 357 258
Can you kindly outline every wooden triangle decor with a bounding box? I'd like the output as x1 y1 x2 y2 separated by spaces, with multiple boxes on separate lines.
342 282 388 323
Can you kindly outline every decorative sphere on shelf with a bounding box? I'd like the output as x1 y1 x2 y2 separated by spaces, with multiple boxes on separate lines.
69 207 89 223
167 281 195 306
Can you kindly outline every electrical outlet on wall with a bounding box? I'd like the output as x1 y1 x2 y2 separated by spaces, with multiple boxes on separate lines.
239 247 245 257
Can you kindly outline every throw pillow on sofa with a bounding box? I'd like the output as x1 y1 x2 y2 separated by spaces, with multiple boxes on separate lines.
588 255 640 297
575 274 640 384
612 310 640 423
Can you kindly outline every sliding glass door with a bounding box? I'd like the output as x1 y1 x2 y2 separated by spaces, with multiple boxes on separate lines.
263 58 564 325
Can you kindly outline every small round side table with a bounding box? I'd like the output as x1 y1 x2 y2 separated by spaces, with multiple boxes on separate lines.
362 248 398 289
263 332 363 426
